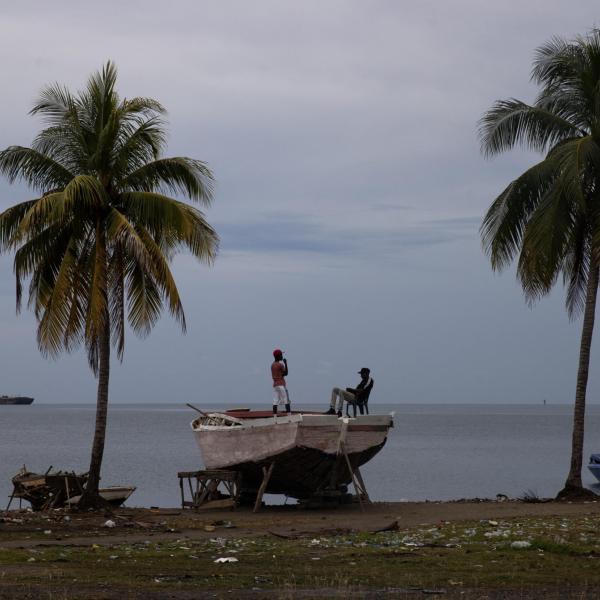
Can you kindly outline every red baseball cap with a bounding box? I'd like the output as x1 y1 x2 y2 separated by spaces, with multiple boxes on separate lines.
273 348 283 357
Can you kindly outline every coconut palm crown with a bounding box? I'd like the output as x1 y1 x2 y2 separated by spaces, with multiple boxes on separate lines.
479 31 600 498
0 62 218 506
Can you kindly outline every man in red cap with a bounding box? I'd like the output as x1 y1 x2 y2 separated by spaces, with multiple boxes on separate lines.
271 349 290 415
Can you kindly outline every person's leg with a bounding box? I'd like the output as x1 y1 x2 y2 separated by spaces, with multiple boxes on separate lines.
285 388 291 414
331 387 341 408
274 386 285 414
326 388 342 414
348 401 357 418
340 390 355 417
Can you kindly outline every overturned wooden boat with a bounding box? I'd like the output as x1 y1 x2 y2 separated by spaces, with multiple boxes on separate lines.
190 409 393 502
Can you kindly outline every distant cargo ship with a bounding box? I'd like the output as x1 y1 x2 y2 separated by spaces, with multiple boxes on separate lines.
0 396 34 405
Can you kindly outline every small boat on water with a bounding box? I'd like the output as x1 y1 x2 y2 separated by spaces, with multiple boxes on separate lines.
0 396 34 405
588 454 600 483
191 408 393 501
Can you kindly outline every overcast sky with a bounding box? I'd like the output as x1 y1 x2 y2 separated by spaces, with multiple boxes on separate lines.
0 1 599 405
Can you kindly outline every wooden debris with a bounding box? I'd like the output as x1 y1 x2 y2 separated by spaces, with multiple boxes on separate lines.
6 466 135 511
7 467 86 511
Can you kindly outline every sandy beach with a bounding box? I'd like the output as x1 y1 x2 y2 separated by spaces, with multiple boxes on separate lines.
2 499 600 598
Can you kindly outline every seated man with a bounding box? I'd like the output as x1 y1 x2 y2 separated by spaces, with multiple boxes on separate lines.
326 368 374 417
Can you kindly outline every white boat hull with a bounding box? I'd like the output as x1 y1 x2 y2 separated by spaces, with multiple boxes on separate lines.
191 412 393 499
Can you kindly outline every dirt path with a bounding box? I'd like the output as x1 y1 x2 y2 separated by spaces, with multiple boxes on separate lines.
3 500 600 548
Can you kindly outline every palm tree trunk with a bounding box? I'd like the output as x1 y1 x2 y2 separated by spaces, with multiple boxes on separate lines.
558 263 599 498
78 319 111 508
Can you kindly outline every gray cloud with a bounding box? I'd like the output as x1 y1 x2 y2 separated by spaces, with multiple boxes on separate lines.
0 1 599 408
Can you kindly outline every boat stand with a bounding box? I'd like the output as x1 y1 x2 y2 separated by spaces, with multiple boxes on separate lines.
177 470 240 510
340 442 371 511
253 462 275 513
300 442 372 510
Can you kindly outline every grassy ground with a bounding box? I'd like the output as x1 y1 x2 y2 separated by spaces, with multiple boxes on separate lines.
2 511 600 598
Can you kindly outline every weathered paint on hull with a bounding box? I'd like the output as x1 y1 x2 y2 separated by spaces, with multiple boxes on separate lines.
232 440 387 499
192 413 393 499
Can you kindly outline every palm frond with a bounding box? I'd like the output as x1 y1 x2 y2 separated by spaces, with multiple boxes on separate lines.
480 157 559 269
35 235 80 357
112 116 166 177
123 157 214 204
120 97 166 118
0 146 74 191
30 83 77 126
479 100 581 157
563 221 590 319
108 243 126 359
531 35 576 86
0 199 38 250
517 182 578 301
125 258 163 338
84 225 109 374
13 223 72 312
136 226 186 331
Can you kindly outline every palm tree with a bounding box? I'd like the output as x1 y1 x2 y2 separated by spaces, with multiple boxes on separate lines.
479 31 600 499
0 62 218 508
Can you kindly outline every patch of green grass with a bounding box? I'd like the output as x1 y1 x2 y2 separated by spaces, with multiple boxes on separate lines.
530 538 598 556
3 515 600 597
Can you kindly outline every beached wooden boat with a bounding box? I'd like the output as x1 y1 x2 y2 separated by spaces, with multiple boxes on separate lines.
191 409 393 501
8 466 135 510
65 486 137 507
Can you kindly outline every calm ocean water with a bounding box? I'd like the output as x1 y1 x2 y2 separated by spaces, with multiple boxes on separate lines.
1 403 600 508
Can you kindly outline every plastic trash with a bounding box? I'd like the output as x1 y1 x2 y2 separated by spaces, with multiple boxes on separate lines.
214 557 239 563
102 519 116 528
511 541 531 549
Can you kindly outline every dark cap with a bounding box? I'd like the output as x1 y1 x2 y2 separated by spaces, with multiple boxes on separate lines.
273 348 283 357
358 367 370 375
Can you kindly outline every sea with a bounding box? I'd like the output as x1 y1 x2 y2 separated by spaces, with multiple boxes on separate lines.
1 403 600 508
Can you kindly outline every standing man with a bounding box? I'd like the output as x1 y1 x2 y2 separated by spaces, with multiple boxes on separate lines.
271 349 290 415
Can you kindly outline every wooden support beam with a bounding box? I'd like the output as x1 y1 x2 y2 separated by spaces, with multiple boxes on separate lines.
177 470 241 511
253 462 275 513
340 442 371 511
